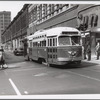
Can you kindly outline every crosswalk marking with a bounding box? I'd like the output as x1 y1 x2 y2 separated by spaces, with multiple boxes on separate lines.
9 78 21 96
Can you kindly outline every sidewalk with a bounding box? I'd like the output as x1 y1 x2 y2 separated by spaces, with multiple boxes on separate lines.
82 55 100 65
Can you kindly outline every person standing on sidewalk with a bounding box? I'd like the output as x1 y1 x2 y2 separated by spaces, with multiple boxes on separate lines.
86 44 91 61
96 42 100 60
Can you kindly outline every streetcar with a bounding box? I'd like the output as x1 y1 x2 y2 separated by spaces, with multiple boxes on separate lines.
26 27 82 66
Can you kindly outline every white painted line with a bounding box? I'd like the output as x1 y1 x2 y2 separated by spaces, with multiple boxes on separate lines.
9 78 21 96
67 70 100 82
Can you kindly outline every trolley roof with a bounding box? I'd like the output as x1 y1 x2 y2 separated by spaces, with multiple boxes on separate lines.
27 27 80 40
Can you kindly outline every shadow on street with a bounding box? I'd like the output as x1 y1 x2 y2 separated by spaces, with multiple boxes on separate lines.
49 61 99 69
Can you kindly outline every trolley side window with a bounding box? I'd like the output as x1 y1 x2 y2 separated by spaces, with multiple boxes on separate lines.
48 38 57 47
48 39 50 46
50 39 52 46
42 40 46 47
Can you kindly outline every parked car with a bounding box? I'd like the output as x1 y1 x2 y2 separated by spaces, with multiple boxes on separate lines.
13 48 24 56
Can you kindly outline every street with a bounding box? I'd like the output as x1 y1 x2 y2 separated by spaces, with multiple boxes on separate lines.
1 50 100 97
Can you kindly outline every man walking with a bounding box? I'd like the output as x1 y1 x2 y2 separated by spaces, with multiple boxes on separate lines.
96 42 100 60
86 44 91 61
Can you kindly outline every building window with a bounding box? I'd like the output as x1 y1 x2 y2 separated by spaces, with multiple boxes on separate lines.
51 4 55 15
43 4 47 19
83 16 89 29
89 15 94 27
89 14 98 27
94 15 98 27
85 16 89 25
56 4 60 13
38 4 42 21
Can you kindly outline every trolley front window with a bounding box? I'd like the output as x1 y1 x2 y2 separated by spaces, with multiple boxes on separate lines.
58 36 81 46
58 36 71 45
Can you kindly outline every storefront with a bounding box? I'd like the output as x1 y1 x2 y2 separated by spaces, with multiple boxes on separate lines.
77 5 100 55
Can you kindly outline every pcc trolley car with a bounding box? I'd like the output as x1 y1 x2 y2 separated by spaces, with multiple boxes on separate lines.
26 27 82 66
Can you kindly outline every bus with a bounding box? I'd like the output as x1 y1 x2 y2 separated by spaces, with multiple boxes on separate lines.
26 27 82 66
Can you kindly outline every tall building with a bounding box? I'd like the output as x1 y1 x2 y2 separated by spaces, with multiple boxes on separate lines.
27 4 77 36
0 11 11 44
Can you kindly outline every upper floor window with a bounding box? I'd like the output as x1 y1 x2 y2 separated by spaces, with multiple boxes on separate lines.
89 14 98 27
91 15 94 27
94 15 98 27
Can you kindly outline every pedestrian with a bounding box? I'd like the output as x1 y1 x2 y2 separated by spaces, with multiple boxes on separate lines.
84 41 89 60
95 42 100 60
82 46 84 59
86 44 91 61
0 48 5 69
84 47 87 59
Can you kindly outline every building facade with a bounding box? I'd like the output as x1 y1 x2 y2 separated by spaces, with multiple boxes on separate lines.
1 4 28 50
77 4 100 55
27 4 78 36
0 11 11 45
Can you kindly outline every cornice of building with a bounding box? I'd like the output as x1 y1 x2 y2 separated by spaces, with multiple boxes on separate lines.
78 4 100 14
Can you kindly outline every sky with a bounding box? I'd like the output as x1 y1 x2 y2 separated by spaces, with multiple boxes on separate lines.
0 1 31 21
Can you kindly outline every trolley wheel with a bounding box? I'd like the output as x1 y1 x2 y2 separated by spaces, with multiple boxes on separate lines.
38 58 42 64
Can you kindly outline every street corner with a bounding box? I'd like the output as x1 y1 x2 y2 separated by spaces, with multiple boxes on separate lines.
82 55 100 66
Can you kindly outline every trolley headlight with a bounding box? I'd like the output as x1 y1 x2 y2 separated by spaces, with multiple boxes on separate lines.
68 51 72 54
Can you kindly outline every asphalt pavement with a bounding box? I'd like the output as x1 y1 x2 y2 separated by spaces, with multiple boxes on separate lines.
1 50 100 97
4 50 25 64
